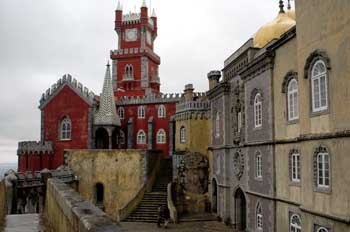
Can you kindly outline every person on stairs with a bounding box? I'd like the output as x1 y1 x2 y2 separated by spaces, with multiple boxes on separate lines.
157 206 163 228
163 206 170 229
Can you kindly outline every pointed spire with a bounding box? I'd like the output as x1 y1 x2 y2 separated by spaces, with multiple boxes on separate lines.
151 8 156 17
287 0 291 10
117 0 122 11
142 0 147 8
94 62 120 127
279 0 285 13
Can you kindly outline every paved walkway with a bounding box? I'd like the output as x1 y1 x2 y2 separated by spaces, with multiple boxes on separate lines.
121 221 238 232
3 214 44 232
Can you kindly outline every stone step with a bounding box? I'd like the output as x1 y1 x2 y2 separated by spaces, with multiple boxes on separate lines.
3 214 43 232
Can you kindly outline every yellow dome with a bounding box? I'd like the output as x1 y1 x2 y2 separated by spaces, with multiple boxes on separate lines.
253 12 296 48
286 9 296 20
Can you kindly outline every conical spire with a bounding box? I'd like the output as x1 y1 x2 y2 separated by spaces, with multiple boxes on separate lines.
151 8 156 17
142 0 147 8
117 0 122 11
94 62 120 126
279 0 285 13
287 0 291 10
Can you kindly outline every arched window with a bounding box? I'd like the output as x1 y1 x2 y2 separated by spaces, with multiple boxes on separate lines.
215 112 220 137
180 126 186 144
288 79 299 121
60 117 72 140
291 152 301 182
119 130 125 144
254 93 262 128
138 106 146 119
156 129 166 144
137 130 146 145
290 214 301 232
317 227 329 232
124 64 134 80
256 202 263 230
311 60 328 112
118 107 125 120
158 105 166 118
255 151 262 179
317 152 330 187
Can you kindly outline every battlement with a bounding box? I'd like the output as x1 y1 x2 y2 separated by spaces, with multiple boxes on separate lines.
39 74 96 109
111 47 160 61
176 100 210 113
122 12 141 23
17 141 53 155
117 92 183 106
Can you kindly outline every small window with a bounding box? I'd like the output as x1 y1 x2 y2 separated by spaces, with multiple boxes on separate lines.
317 152 330 187
158 105 166 118
138 106 146 119
215 112 220 137
180 126 186 144
95 183 104 204
256 202 263 230
118 107 125 120
311 60 328 112
317 227 329 232
290 214 301 232
255 151 262 179
291 153 301 182
254 93 262 128
124 64 134 80
288 79 299 121
237 111 242 133
156 129 166 144
137 130 146 145
60 117 72 140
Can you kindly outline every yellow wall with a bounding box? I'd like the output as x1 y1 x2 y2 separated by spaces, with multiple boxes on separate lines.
65 150 145 221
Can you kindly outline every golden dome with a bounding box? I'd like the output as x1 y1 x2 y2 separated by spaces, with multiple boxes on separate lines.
253 12 296 48
286 9 296 20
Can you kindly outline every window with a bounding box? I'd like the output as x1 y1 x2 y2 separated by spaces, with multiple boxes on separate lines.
317 152 330 187
158 105 166 118
237 111 242 133
124 64 134 80
288 79 299 120
256 202 263 230
311 60 328 112
317 227 329 232
118 107 125 120
180 126 186 144
156 129 166 144
60 117 71 140
119 130 125 144
215 112 220 137
255 152 262 179
290 214 301 232
291 153 301 182
254 93 262 128
138 106 145 118
94 183 104 205
137 130 146 145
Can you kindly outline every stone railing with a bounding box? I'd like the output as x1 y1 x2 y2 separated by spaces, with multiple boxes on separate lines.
45 179 122 232
176 100 210 113
117 92 183 106
39 74 95 109
167 182 178 223
17 141 53 155
118 151 161 221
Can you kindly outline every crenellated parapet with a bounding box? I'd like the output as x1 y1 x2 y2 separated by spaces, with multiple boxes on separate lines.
39 74 96 109
17 141 53 155
110 47 160 62
117 92 183 106
176 100 210 113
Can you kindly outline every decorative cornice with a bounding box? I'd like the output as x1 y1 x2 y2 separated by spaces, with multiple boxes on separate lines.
117 93 182 106
17 141 53 155
206 81 230 99
239 50 275 80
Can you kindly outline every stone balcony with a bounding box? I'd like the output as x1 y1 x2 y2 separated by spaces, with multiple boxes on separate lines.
176 101 210 114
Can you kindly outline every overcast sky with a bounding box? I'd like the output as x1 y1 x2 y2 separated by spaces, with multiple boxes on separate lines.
0 0 292 163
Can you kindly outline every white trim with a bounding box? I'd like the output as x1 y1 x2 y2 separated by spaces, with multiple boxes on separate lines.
60 117 72 141
290 214 301 232
287 79 299 121
158 105 166 118
317 152 330 188
291 153 301 182
138 105 146 119
137 130 146 144
180 126 186 144
311 60 328 112
156 129 166 144
254 93 262 128
255 152 262 178
118 107 125 120
256 202 263 230
317 227 329 232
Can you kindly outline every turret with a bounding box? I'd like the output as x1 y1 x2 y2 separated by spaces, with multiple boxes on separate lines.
115 1 123 32
207 71 221 90
141 0 148 24
151 9 158 36
184 84 194 101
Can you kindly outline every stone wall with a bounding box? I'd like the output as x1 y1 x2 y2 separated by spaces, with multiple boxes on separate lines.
45 178 121 232
65 149 156 221
0 180 6 228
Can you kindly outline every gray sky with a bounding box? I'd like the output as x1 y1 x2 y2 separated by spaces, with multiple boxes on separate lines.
0 0 290 163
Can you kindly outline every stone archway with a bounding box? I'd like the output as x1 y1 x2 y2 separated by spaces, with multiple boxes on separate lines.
94 182 105 211
95 128 109 149
234 188 246 230
212 178 218 213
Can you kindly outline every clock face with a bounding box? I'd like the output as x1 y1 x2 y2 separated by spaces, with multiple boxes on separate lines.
125 29 138 42
146 31 152 44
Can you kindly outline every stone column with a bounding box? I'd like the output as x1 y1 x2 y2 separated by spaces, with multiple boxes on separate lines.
148 117 154 150
169 116 175 157
127 118 134 149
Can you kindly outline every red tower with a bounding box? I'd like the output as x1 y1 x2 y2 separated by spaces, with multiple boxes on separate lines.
111 1 160 98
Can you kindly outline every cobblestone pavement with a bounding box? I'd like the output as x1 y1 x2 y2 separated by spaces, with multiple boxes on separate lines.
120 221 238 232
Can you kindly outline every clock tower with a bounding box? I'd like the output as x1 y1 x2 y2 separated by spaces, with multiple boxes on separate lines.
111 0 160 98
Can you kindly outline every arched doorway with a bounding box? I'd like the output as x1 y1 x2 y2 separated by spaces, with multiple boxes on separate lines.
95 128 109 149
234 188 246 230
212 178 218 213
94 183 104 210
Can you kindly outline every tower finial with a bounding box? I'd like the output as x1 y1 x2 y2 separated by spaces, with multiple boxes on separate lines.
279 0 285 13
287 0 292 10
117 0 122 11
151 8 156 17
142 0 147 8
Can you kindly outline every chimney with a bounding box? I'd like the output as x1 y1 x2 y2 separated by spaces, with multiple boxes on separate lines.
184 84 194 101
207 70 221 90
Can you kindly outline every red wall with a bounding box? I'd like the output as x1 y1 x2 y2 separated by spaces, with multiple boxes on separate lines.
18 153 51 173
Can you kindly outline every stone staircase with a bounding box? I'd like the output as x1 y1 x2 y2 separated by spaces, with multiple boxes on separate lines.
3 214 44 232
123 159 172 223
